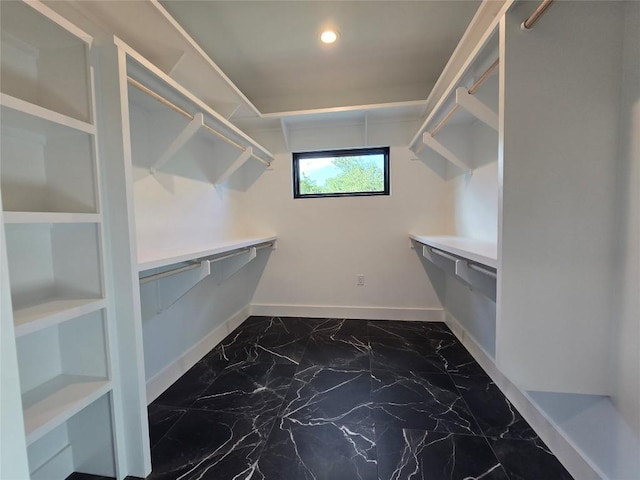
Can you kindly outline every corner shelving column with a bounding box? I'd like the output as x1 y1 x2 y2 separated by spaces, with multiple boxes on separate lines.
497 2 639 478
0 1 147 478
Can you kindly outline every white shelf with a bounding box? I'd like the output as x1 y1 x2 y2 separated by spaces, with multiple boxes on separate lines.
0 0 92 122
1 100 98 214
22 374 111 445
14 298 106 338
53 0 259 118
138 235 277 272
410 234 497 268
121 39 273 164
0 93 95 135
526 391 640 480
3 212 101 224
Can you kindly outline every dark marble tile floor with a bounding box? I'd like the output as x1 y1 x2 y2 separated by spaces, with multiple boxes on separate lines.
68 317 573 480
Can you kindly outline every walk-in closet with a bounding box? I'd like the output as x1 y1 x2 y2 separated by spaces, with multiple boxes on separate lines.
1 1 638 479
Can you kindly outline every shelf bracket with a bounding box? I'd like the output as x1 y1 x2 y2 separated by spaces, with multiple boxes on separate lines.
364 112 369 146
422 132 472 174
151 113 204 173
211 247 257 284
455 259 497 300
214 102 241 120
280 119 290 152
215 147 253 186
421 245 457 273
153 259 212 312
455 87 498 131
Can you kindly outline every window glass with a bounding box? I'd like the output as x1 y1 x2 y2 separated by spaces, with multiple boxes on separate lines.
293 147 390 198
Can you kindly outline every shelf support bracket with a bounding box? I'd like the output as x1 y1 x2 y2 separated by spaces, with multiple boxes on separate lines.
364 112 369 146
151 113 204 173
211 247 257 284
280 119 290 152
422 132 472 174
153 259 212 312
421 245 458 273
455 259 497 300
455 87 498 131
215 147 253 186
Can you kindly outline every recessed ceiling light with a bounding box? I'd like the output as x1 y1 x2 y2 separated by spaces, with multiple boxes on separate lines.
320 30 338 44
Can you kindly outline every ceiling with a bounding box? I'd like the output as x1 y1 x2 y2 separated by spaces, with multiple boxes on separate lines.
159 1 480 114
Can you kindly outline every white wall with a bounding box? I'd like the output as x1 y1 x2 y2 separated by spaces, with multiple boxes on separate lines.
244 135 450 320
452 122 498 243
611 1 640 436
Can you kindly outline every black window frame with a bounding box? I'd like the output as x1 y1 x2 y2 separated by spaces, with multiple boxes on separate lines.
292 146 390 199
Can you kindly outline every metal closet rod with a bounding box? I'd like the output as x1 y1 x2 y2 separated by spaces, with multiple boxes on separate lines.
429 58 499 138
429 247 497 279
522 0 554 30
127 76 271 167
139 242 274 284
414 58 498 156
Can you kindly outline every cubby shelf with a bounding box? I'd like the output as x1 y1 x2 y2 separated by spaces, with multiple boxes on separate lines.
0 93 95 135
22 375 111 445
14 298 106 338
3 212 101 224
138 235 278 272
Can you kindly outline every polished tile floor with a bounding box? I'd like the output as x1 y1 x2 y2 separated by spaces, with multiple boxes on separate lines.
141 317 573 480
143 317 574 480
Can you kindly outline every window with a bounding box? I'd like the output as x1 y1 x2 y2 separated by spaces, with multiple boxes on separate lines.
292 146 390 198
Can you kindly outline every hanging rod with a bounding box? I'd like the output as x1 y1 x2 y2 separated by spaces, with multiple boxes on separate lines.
414 59 499 156
139 242 274 284
430 247 460 263
468 262 497 279
521 0 554 30
426 245 497 278
127 76 271 167
429 59 499 138
139 261 201 285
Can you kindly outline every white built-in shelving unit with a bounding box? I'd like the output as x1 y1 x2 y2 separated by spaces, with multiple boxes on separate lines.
409 2 640 479
104 35 277 402
116 35 276 274
138 235 278 272
0 2 147 478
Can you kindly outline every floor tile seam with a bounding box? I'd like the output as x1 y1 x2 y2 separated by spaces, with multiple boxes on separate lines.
149 407 189 450
371 421 488 439
483 435 517 480
295 364 372 372
443 367 487 439
370 367 451 376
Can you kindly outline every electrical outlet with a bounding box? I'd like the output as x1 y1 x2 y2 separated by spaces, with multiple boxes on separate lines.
357 274 365 286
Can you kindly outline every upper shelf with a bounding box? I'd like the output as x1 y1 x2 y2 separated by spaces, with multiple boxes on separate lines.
138 234 277 272
410 2 510 149
54 0 259 119
410 234 497 269
120 37 274 173
0 0 93 123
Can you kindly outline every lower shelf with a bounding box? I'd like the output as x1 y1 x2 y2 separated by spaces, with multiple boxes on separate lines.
526 391 640 480
22 374 112 445
14 298 106 337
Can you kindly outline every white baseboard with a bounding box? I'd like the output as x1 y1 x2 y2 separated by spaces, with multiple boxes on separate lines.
145 305 251 404
445 312 600 480
250 304 444 322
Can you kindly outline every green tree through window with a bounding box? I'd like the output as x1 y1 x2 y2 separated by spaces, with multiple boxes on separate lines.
293 147 389 198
